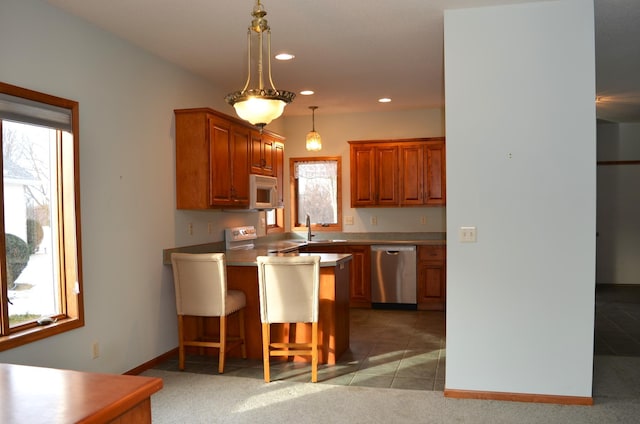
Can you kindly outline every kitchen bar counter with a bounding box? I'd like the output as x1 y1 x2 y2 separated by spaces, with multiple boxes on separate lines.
162 233 445 265
225 255 351 364
165 248 352 364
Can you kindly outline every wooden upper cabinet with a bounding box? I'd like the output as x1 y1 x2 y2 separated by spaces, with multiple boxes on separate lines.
425 142 446 205
274 141 285 207
350 138 445 208
399 143 425 206
376 145 399 206
350 145 376 206
250 131 280 176
229 124 251 205
175 108 284 209
208 116 234 206
350 143 399 207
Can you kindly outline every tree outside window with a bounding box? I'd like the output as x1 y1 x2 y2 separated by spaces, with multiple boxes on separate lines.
290 157 342 231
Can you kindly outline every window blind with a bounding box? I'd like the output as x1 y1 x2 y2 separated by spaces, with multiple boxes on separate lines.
0 93 72 132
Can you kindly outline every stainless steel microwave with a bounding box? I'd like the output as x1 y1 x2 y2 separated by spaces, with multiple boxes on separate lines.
249 174 279 210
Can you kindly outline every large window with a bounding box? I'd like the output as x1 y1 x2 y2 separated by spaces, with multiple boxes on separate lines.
0 82 84 350
290 157 342 232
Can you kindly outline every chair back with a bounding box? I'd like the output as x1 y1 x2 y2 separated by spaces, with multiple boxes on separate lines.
170 252 228 316
256 255 321 324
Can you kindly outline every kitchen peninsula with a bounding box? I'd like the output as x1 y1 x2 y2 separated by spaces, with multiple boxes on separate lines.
163 247 352 365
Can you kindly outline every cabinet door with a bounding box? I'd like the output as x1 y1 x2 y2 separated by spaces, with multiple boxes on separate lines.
425 142 446 205
350 145 377 207
417 246 446 310
209 115 234 206
300 244 371 308
274 142 284 207
348 245 371 307
250 132 275 176
417 262 446 310
261 135 275 176
376 146 399 206
176 110 211 209
230 125 250 205
249 131 263 175
400 144 425 205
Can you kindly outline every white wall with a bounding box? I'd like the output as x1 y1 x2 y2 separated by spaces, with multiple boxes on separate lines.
0 0 234 372
444 0 596 398
596 122 640 285
280 109 446 233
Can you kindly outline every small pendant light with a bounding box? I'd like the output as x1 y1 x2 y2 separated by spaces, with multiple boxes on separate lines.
305 106 322 151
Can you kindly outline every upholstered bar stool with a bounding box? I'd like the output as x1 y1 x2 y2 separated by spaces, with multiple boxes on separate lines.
170 252 247 373
256 255 321 383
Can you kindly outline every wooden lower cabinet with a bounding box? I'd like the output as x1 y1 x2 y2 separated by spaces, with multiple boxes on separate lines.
301 244 371 308
417 245 446 310
346 245 371 308
301 243 444 310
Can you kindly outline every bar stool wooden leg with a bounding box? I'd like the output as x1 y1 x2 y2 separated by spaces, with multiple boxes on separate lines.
219 316 227 374
311 322 318 383
178 315 185 371
239 309 247 359
262 322 271 383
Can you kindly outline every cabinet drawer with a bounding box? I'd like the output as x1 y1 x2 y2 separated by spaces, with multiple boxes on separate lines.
419 245 445 261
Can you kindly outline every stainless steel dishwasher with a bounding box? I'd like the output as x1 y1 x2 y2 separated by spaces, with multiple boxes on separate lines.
371 245 417 309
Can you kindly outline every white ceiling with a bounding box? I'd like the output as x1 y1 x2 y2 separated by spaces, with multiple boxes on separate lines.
45 0 640 122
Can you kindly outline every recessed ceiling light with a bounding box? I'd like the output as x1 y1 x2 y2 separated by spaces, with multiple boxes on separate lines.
300 90 315 96
378 98 392 103
275 53 295 61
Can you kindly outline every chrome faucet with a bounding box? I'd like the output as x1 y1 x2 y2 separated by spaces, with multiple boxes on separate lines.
306 213 313 241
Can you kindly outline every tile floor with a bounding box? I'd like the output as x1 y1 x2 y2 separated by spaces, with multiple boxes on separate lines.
594 284 640 357
153 284 640 391
153 308 447 391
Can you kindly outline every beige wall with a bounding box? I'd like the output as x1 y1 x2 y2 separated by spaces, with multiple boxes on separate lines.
279 108 447 233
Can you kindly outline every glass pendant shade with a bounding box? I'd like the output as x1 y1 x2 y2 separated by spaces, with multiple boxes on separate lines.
225 1 294 130
305 106 322 151
306 131 322 151
233 96 286 127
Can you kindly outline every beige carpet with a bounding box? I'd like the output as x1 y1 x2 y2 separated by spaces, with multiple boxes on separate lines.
143 355 640 424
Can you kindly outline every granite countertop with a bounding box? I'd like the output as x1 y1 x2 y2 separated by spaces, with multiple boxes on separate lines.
162 244 351 266
224 249 352 267
163 232 445 265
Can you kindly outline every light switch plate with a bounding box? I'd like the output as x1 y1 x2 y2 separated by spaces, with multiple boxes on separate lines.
459 226 477 243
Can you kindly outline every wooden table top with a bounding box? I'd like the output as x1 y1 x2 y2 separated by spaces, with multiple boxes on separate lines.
0 363 163 424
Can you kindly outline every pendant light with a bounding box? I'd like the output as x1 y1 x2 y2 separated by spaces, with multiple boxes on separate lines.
306 106 322 151
225 1 295 131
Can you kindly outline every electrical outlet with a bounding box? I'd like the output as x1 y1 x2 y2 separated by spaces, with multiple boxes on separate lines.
92 342 100 359
345 216 354 225
459 226 477 243
207 222 212 234
420 216 427 225
371 216 378 225
187 223 193 235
